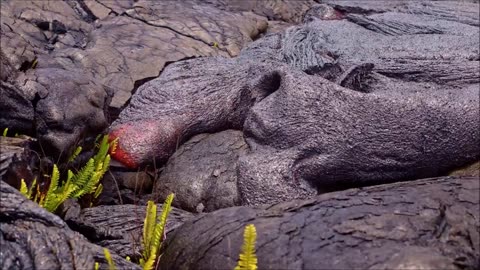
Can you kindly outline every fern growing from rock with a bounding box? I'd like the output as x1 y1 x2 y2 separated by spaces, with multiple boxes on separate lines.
19 135 117 212
140 195 175 270
235 224 258 270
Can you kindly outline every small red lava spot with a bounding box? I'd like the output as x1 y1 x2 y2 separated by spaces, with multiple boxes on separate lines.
331 9 345 20
108 129 138 169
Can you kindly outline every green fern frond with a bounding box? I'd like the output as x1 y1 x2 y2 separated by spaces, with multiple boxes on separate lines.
43 193 61 212
20 179 29 197
156 193 174 242
93 135 110 168
103 248 116 270
94 262 99 270
27 178 37 199
19 135 110 214
49 165 60 193
71 158 95 197
142 201 157 263
101 155 111 175
68 146 82 162
43 165 61 211
94 183 103 199
51 170 78 211
81 170 102 196
143 251 157 270
234 224 258 270
2 128 8 137
141 195 175 269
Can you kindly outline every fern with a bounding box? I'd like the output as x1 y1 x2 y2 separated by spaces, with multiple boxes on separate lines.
235 224 258 270
19 179 29 197
103 248 116 270
110 138 118 154
93 135 110 168
2 128 8 137
140 194 175 270
68 146 82 162
27 178 37 198
71 159 95 197
21 135 113 213
94 183 103 199
43 165 61 212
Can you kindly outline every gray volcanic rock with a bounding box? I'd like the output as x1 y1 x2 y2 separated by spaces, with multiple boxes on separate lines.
159 177 479 270
0 181 140 270
65 204 194 260
198 0 316 23
110 1 479 206
0 0 272 109
0 49 112 159
3 0 314 158
154 130 248 213
238 66 479 204
108 56 279 168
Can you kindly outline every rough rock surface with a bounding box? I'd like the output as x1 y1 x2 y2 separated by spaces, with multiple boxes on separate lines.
159 176 479 270
154 130 248 213
110 1 479 205
65 204 194 260
1 0 313 158
0 48 111 160
0 181 140 270
108 56 279 168
238 65 479 205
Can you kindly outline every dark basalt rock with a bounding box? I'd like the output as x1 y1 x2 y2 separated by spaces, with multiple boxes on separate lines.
108 56 278 168
1 48 112 160
238 65 479 205
0 180 140 270
109 0 478 206
3 0 315 159
65 204 194 260
154 130 248 213
159 177 479 270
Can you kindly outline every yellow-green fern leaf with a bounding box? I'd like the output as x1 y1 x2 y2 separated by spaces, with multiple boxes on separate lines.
68 146 82 162
103 248 116 270
93 135 110 168
2 128 8 137
94 183 103 199
43 193 61 212
143 251 157 270
80 170 102 196
43 165 61 211
94 262 99 270
19 179 29 197
51 170 77 211
110 138 119 154
142 200 157 264
71 158 95 197
234 224 258 270
27 178 37 199
156 193 174 243
145 193 175 269
101 155 111 175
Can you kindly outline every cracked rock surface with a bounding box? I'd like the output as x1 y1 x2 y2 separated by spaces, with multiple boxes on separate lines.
65 203 194 260
0 180 140 270
110 0 479 206
160 176 479 270
1 0 314 158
